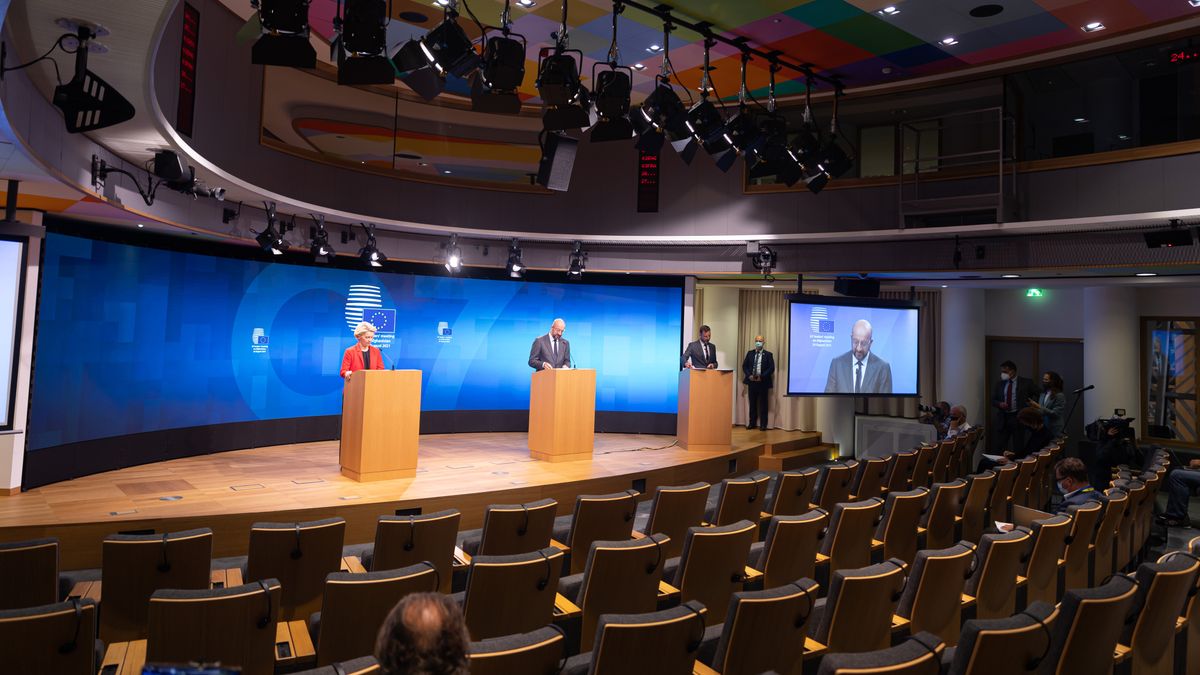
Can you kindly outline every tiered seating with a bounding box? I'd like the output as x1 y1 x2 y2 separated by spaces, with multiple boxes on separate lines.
0 537 60 610
365 509 459 592
0 598 99 674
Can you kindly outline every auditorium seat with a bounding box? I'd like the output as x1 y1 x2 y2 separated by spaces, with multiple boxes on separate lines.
816 631 944 675
1027 451 1052 510
1041 575 1138 673
815 461 858 511
851 456 891 501
749 511 827 590
932 440 956 485
885 449 919 494
1061 500 1104 593
945 601 1058 675
809 558 907 654
292 655 381 674
460 498 558 557
821 499 885 575
553 491 639 574
875 488 928 565
311 564 438 666
895 542 976 646
245 518 345 621
560 601 707 675
965 530 1031 620
765 468 820 517
1115 555 1199 675
0 537 59 610
139 580 284 675
557 535 669 652
1176 538 1200 675
469 626 565 675
459 546 565 640
0 598 99 675
98 527 214 642
986 463 1018 524
664 520 757 627
1093 489 1129 585
640 482 710 559
1111 478 1146 572
695 579 819 675
921 479 966 550
1008 459 1037 510
705 474 771 527
366 509 460 592
1020 514 1071 609
910 445 937 490
951 435 974 481
958 472 996 544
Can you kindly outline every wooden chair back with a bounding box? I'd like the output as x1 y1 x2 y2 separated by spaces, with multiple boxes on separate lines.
767 468 819 516
0 598 97 675
315 564 438 666
564 492 639 574
0 537 59 610
468 626 565 675
711 475 770 527
645 482 710 559
949 601 1058 675
987 463 1018 523
709 579 820 675
1093 489 1128 584
146 580 282 675
815 461 858 511
1009 459 1038 509
246 518 345 621
1021 514 1072 607
896 542 975 647
852 457 891 501
885 450 919 494
755 511 827 589
959 471 996 543
672 520 757 627
575 535 670 651
1042 576 1138 673
966 530 1032 620
100 528 213 642
586 601 707 675
910 444 937 490
874 488 928 565
921 479 967 550
462 547 564 640
821 499 885 574
932 440 956 484
477 498 558 556
1061 499 1104 592
1123 554 1200 675
370 509 460 592
813 558 907 653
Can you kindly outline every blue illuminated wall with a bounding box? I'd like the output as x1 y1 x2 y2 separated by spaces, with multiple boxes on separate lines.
28 233 682 452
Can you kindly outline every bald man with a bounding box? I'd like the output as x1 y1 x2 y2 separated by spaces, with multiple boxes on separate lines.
825 319 892 394
742 335 775 431
528 318 572 370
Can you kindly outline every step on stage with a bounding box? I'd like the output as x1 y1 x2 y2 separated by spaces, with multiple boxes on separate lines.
0 428 833 569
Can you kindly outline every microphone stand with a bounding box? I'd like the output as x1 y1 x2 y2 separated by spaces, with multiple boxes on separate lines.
1062 386 1089 451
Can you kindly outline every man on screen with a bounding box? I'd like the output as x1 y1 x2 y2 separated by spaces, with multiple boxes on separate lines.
341 321 385 381
825 319 893 394
742 335 775 431
681 325 718 370
529 318 572 370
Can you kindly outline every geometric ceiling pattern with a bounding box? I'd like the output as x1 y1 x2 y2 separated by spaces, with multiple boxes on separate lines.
301 0 1198 104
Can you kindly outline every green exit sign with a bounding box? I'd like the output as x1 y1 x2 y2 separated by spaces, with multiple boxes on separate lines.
1026 288 1045 297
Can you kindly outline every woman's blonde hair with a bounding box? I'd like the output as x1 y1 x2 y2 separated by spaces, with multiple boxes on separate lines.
354 321 377 338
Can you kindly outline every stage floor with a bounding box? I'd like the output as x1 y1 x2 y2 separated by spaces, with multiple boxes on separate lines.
0 428 821 568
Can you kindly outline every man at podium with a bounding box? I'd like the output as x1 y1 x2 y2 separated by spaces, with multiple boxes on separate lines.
341 321 384 381
528 318 571 370
681 324 718 370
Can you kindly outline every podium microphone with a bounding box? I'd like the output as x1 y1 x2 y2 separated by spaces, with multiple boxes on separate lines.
1072 384 1094 394
380 350 397 370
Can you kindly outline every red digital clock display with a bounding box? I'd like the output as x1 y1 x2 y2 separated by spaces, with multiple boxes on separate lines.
1169 50 1200 64
177 3 200 137
637 149 660 213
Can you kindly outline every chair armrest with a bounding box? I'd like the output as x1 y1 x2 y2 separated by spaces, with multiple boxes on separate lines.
1113 643 1132 665
553 593 582 620
815 553 830 566
891 614 911 635
742 566 763 585
100 639 147 675
67 580 101 604
210 567 244 589
630 530 647 539
275 619 317 670
658 580 681 603
759 511 772 522
802 638 828 660
550 539 571 554
693 661 721 675
340 556 367 574
960 593 976 609
453 546 472 567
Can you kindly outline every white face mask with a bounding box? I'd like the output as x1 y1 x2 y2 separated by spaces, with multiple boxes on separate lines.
1000 372 1011 381
1056 480 1068 495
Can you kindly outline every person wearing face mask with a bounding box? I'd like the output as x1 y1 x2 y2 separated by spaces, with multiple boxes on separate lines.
681 325 718 370
991 361 1038 455
741 335 775 431
1027 370 1066 439
944 405 973 440
1051 457 1100 514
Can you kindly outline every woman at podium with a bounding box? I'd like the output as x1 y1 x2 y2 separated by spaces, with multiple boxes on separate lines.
341 321 384 381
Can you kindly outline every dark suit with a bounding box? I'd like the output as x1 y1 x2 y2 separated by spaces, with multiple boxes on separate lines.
1017 424 1054 461
824 351 893 394
992 375 1038 453
742 349 775 430
528 334 571 370
1036 390 1066 438
681 339 718 369
1054 486 1103 515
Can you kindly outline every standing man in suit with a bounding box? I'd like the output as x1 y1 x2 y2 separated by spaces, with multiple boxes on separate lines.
681 325 718 369
742 335 775 431
992 360 1038 453
528 318 571 370
824 319 892 394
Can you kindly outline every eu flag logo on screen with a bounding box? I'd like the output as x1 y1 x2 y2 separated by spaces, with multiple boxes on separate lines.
818 320 834 333
362 309 395 332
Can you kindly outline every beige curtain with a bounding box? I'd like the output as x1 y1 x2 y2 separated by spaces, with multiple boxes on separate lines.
693 287 704 341
735 290 820 431
857 289 941 418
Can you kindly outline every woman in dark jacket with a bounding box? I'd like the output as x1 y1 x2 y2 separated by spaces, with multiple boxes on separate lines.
1028 371 1066 439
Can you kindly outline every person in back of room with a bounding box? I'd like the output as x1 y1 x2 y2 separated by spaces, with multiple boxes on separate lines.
979 406 1052 471
341 321 383 382
1091 417 1136 489
1028 370 1066 439
681 324 718 370
528 318 571 370
742 335 775 431
824 319 892 394
944 405 973 440
1159 457 1200 528
1052 457 1101 514
991 360 1038 454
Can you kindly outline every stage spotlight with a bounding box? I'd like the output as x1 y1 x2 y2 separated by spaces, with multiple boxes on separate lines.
590 65 634 142
357 225 383 267
256 203 287 256
537 49 592 131
506 238 525 278
309 215 335 263
636 81 693 154
471 32 527 114
443 234 463 273
251 0 317 68
334 0 394 86
396 2 480 100
749 243 776 276
567 241 586 279
711 108 760 173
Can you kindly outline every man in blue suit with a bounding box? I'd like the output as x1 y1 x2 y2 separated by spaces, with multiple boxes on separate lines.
742 335 775 431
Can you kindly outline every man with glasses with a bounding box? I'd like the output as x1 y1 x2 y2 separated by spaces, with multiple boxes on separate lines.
824 319 893 394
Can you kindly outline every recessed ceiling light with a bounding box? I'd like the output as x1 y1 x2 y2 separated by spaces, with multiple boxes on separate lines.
879 6 900 16
632 63 646 71
516 0 535 6
647 44 662 53
761 284 775 288
1190 0 1200 8
137 223 144 228
1117 133 1131 140
1073 117 1089 123
1135 272 1158 277
442 169 452 174
969 4 1004 18
941 37 959 46
1082 21 1105 32
433 0 451 6
940 284 948 288
1001 274 1020 278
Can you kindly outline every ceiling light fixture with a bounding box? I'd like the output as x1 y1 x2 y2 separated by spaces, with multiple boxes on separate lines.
506 238 525 278
941 36 959 46
536 0 593 131
686 37 729 158
309 214 336 263
357 223 383 267
1135 272 1158 277
471 1 528 114
443 234 463 273
1001 274 1020 278
333 0 394 85
567 241 587 279
1073 117 1089 123
255 202 288 256
590 2 635 143
250 0 317 68
1190 0 1200 7
517 0 536 6
878 6 900 16
706 51 760 173
394 0 479 99
1082 21 1106 33
632 17 696 162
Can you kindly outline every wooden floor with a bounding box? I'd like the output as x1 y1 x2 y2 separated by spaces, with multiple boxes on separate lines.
0 428 824 568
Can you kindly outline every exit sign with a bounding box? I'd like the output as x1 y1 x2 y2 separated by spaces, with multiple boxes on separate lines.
1026 288 1045 297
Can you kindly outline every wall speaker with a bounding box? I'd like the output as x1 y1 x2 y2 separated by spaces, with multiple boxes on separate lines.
536 133 578 192
833 277 880 297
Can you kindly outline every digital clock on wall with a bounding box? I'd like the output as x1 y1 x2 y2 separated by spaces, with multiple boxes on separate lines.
1169 50 1200 63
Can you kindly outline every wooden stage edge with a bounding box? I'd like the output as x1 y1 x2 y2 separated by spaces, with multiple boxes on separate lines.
0 429 825 569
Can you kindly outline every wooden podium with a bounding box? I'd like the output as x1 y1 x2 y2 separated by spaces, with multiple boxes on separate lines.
340 370 422 481
528 368 596 462
677 369 733 451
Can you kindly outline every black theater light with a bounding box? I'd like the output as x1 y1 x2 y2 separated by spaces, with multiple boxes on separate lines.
358 224 384 267
396 1 481 100
443 234 463 273
471 34 527 114
686 39 729 157
251 0 317 68
334 0 394 86
707 53 760 173
535 1 592 131
506 238 526 278
309 215 335 263
567 241 586 279
590 66 634 142
633 19 696 162
256 203 288 256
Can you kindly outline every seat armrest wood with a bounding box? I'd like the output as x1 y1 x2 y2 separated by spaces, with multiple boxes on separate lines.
553 593 582 619
658 580 680 603
630 530 647 539
453 546 472 567
67 580 101 604
803 638 828 660
550 539 571 554
276 619 317 669
743 566 764 584
209 567 244 589
693 661 721 675
340 556 367 574
100 639 147 675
